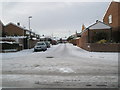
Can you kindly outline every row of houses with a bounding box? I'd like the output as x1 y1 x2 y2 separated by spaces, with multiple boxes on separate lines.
1 22 40 39
69 1 120 52
0 21 40 52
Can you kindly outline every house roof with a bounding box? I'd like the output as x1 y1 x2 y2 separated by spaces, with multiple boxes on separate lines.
80 21 111 35
5 22 36 34
5 22 40 37
5 22 28 31
88 21 111 30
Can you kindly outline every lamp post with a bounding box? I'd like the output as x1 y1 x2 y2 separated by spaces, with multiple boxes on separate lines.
28 16 32 31
28 16 32 49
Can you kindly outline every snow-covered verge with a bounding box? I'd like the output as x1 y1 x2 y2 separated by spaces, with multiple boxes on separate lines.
66 43 118 61
1 48 34 59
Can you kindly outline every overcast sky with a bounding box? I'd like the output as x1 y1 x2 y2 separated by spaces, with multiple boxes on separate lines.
1 0 117 38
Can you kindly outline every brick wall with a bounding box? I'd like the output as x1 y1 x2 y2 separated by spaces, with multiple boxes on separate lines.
90 43 120 52
79 43 120 52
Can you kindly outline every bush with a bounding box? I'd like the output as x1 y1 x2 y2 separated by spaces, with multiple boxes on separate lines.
97 39 107 44
93 32 108 43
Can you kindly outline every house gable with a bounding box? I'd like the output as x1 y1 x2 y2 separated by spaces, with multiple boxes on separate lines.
103 1 120 28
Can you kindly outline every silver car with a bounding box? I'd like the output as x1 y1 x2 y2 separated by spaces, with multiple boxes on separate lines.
34 42 47 52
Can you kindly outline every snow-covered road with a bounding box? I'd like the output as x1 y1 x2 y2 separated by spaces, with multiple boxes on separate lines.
1 43 118 88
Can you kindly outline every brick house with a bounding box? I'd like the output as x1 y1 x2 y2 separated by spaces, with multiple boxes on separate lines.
0 20 4 37
69 1 120 52
78 20 120 52
80 20 111 44
3 22 40 49
103 1 120 42
3 22 40 39
4 23 26 36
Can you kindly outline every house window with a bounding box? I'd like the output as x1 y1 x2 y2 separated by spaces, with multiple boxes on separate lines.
26 31 30 34
31 33 34 36
108 15 112 24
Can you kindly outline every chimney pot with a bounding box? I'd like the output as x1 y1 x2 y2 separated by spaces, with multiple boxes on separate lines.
17 22 20 26
96 20 99 23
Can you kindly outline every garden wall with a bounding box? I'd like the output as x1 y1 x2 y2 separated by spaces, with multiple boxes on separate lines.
80 43 120 52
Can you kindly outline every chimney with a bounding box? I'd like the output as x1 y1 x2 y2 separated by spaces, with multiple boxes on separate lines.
96 20 99 23
82 24 85 31
17 22 20 26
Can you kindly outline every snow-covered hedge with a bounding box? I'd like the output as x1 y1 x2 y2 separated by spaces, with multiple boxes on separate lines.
1 42 22 52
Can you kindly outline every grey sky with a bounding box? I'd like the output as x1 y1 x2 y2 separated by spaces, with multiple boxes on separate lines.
1 1 112 37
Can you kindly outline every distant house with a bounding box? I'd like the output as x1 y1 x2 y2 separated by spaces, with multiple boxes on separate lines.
103 1 120 42
69 32 81 46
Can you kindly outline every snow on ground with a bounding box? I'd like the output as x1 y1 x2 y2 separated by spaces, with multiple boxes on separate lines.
1 43 119 88
1 44 60 60
1 43 118 61
66 43 118 61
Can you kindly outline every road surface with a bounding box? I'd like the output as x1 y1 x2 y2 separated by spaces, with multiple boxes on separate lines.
1 43 118 88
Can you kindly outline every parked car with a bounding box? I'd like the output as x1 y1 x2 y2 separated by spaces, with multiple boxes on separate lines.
45 41 51 48
34 42 47 52
51 40 58 45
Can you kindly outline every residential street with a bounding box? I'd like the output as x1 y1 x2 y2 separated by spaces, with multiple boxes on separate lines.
1 43 118 88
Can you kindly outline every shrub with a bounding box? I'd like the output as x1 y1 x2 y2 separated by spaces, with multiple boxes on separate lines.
97 39 107 44
93 32 108 43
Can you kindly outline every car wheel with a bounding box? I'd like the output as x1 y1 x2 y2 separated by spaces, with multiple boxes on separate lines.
34 49 37 52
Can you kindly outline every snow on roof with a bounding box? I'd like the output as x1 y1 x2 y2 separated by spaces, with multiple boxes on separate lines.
88 21 111 30
5 36 27 38
5 23 27 31
75 37 81 39
5 23 35 33
62 38 67 40
40 36 45 39
0 41 17 44
80 21 111 35
5 23 40 36
32 38 37 40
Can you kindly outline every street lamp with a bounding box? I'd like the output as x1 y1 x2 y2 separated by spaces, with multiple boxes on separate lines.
28 16 32 31
28 16 32 49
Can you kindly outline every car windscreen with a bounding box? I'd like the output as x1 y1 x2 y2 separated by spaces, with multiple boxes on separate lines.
37 43 45 45
45 42 50 45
